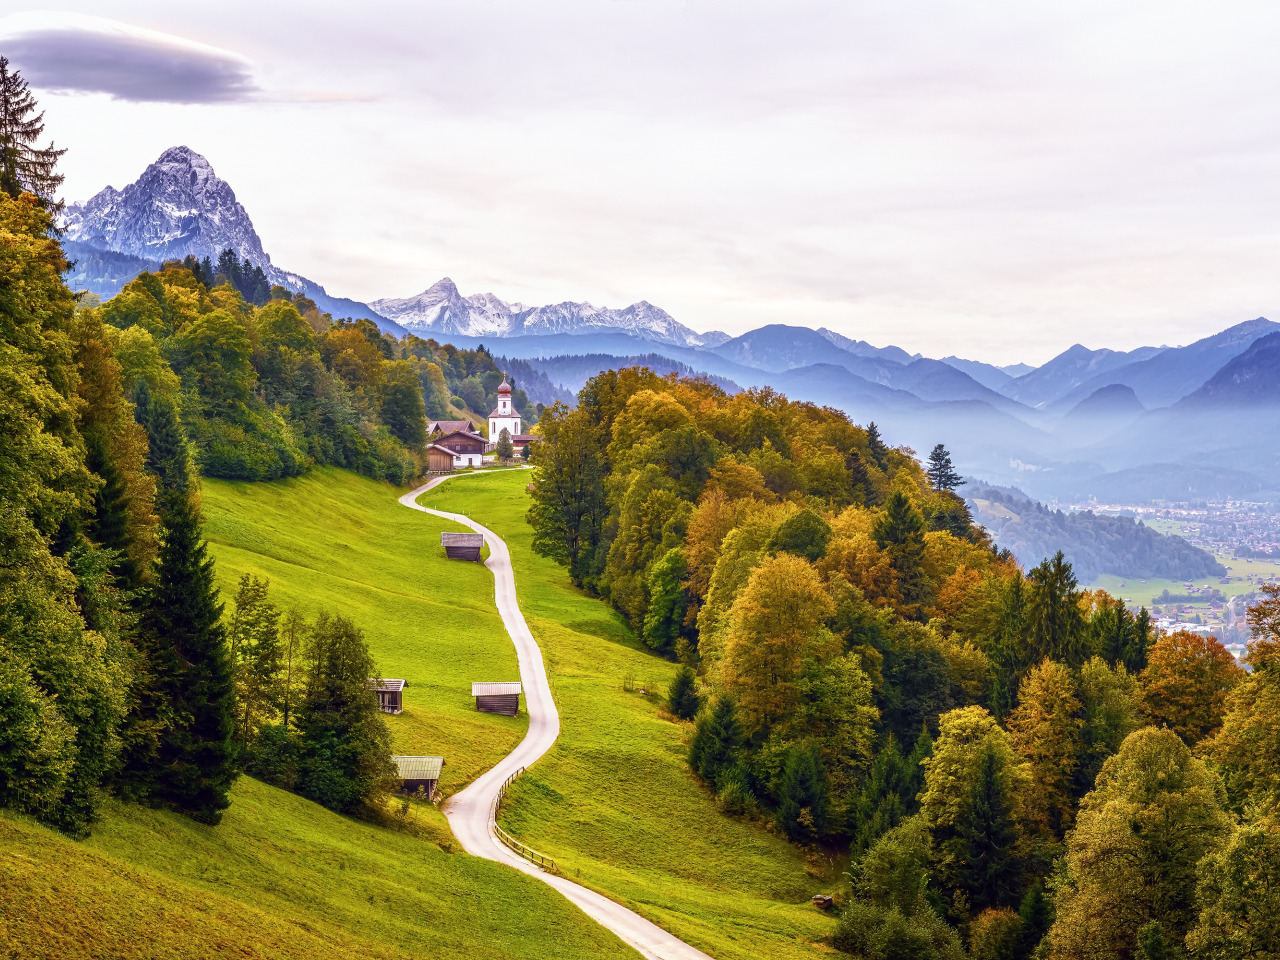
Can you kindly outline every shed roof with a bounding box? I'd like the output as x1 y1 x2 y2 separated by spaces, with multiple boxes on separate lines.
372 678 406 692
441 532 484 547
429 420 477 435
393 756 443 780
472 682 523 697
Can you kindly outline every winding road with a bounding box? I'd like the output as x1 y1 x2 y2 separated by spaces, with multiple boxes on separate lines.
399 475 713 960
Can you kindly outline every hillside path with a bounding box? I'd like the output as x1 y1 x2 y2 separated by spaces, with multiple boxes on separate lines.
399 475 714 960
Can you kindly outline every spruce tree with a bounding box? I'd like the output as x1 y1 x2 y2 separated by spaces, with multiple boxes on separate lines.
84 432 142 590
0 57 65 211
688 695 742 789
865 421 888 468
873 490 930 616
776 743 829 842
141 494 237 823
667 666 701 721
926 443 964 492
496 427 514 460
955 742 1022 912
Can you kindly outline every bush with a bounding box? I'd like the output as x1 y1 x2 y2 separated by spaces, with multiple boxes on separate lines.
832 902 963 960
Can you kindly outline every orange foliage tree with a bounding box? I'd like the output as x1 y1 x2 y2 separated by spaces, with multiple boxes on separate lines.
1140 630 1243 745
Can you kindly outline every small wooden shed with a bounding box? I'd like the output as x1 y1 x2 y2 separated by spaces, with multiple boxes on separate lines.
372 678 406 714
393 755 443 799
442 531 484 561
472 681 522 716
424 443 455 473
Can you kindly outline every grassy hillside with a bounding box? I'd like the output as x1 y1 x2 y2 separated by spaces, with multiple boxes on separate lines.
201 468 522 793
420 471 838 960
2 778 634 960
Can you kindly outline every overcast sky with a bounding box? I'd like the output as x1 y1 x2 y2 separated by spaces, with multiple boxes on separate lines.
4 2 1280 364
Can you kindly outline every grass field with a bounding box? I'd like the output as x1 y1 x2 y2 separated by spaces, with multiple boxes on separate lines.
1 778 634 960
420 470 838 960
201 467 523 793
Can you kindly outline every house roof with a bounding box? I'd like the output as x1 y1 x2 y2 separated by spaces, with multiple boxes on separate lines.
436 430 486 447
441 532 484 547
393 756 443 781
472 682 522 697
371 678 406 692
430 420 477 435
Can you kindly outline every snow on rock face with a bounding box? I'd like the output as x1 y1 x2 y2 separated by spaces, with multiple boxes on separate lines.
372 281 718 348
63 145 288 283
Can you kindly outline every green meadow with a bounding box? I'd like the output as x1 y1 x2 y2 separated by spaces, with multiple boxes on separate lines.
421 470 838 960
1 779 633 960
201 467 521 794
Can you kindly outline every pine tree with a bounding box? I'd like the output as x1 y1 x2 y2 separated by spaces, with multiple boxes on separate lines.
688 695 742 789
874 490 930 616
866 421 888 468
926 444 964 492
133 381 192 508
140 494 237 823
667 665 702 721
1026 552 1086 665
229 575 282 754
83 432 142 590
776 742 829 842
0 57 65 211
955 741 1022 912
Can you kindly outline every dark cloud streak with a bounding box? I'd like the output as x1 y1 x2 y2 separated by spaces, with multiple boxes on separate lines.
5 28 257 103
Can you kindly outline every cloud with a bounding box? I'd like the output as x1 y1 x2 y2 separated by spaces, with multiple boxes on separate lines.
0 12 257 103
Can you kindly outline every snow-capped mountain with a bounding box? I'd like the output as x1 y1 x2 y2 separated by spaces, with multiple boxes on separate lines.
372 279 729 348
63 146 399 331
65 146 285 279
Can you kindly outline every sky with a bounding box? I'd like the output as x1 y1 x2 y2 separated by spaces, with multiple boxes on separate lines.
4 2 1280 365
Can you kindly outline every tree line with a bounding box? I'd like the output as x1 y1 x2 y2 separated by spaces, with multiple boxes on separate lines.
0 169 394 834
526 367 1278 959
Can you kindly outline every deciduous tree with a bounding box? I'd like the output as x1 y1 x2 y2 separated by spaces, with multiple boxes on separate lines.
1140 630 1242 746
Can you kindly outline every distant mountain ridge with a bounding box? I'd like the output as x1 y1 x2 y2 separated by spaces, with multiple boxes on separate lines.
370 277 729 349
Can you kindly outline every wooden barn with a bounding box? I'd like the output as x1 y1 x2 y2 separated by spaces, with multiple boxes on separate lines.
372 678 406 714
471 681 523 716
424 443 456 473
441 531 484 561
393 756 443 799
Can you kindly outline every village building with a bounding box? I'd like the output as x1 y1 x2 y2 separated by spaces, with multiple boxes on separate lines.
428 419 478 437
392 756 443 799
471 681 522 716
372 678 407 714
487 377 522 447
442 531 484 561
424 443 456 473
434 429 486 468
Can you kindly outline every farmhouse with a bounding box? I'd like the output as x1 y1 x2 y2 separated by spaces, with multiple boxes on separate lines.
393 756 443 799
471 681 522 716
435 429 486 468
428 419 478 437
487 377 522 446
372 678 406 714
442 531 484 561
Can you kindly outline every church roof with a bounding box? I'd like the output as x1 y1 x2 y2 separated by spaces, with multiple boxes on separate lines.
498 377 512 395
489 403 521 419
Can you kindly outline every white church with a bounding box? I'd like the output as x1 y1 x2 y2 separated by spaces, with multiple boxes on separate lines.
487 376 522 442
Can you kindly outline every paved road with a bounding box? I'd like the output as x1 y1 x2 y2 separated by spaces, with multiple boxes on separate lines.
399 475 714 960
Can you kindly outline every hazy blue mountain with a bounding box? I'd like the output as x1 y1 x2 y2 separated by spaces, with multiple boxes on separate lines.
521 353 741 394
1178 331 1280 407
62 146 402 333
1002 362 1035 377
1054 318 1279 409
1065 383 1146 420
1000 343 1160 408
816 327 918 365
940 355 1015 390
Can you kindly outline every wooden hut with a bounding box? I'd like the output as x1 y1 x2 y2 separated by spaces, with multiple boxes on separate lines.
441 531 484 561
393 756 443 799
471 681 522 716
372 678 406 714
435 429 486 468
424 443 455 473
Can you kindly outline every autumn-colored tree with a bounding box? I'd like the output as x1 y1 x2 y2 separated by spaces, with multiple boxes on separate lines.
1046 727 1230 960
1203 583 1280 808
919 706 1025 911
1007 659 1082 839
1074 656 1141 798
1140 630 1243 746
722 553 837 740
1187 813 1280 960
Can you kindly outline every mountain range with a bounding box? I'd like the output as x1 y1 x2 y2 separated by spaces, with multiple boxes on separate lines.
65 145 1280 506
